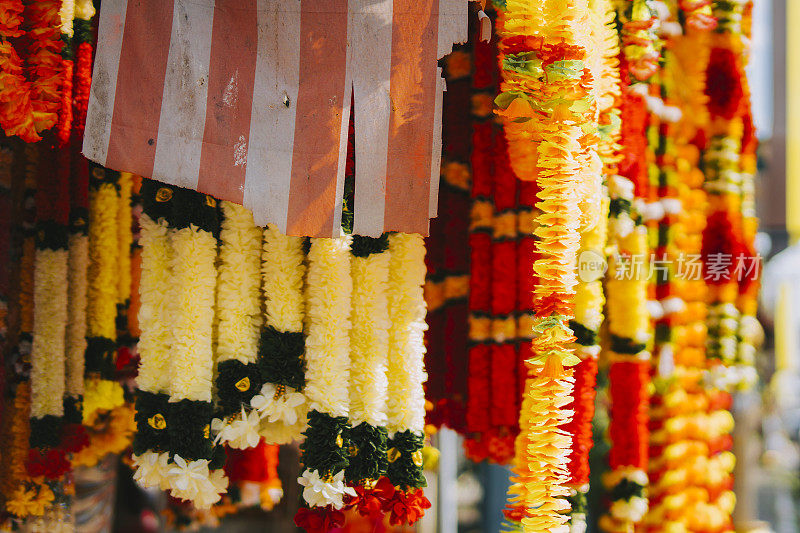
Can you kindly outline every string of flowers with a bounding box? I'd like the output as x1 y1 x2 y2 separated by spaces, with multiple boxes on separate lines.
83 166 124 423
561 3 620 528
0 148 42 520
294 235 354 529
28 143 71 479
0 0 39 141
210 201 264 450
65 105 89 435
253 224 309 444
488 111 520 467
55 0 74 146
598 1 668 527
642 16 717 530
493 1 599 529
382 232 431 527
464 11 496 458
22 0 63 135
343 234 392 515
131 180 177 490
697 4 757 529
116 171 133 343
424 33 473 432
63 2 94 433
162 186 227 509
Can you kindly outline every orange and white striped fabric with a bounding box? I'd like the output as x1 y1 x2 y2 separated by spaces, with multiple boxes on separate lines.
83 0 467 237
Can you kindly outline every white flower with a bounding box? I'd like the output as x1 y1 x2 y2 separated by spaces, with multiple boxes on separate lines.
193 468 228 509
250 383 306 425
213 407 262 449
168 456 228 509
297 469 356 509
132 451 171 489
610 496 648 522
569 513 587 533
168 455 210 498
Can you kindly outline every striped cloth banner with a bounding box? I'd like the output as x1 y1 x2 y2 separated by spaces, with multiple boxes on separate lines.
83 0 467 238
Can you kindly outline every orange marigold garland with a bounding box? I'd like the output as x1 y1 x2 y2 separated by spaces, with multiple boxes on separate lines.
0 0 39 142
21 0 62 134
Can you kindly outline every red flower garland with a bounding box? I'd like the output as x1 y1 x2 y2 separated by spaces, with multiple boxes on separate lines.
563 357 598 488
608 361 650 471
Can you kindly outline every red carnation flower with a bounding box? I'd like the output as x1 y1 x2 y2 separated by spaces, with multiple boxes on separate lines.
385 488 431 526
345 476 396 519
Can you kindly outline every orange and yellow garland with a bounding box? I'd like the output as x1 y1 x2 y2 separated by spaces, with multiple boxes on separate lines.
494 1 599 530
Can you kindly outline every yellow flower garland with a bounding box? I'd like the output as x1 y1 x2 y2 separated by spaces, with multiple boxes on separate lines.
116 172 133 311
85 174 124 421
131 201 174 488
349 247 390 428
215 202 262 366
304 236 352 418
168 225 217 403
65 232 88 402
386 233 428 436
135 213 173 396
30 247 68 420
495 1 596 529
87 181 118 341
211 201 264 449
257 225 308 443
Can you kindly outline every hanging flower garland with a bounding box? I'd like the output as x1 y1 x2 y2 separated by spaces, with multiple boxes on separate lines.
70 0 94 134
131 180 177 490
162 186 227 509
116 171 134 343
28 143 70 479
22 0 62 134
65 136 89 434
488 120 520 467
295 235 354 520
252 224 309 444
382 232 430 526
598 1 667 527
55 0 74 146
561 3 620 529
210 201 264 450
493 0 596 530
0 0 39 142
464 15 495 456
425 34 473 432
641 15 720 530
341 234 392 519
83 165 124 422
